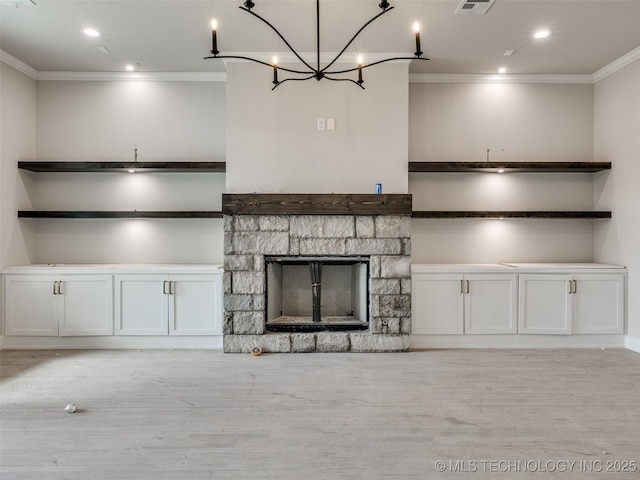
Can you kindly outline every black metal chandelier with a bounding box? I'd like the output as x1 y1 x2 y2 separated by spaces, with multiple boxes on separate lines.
204 0 429 90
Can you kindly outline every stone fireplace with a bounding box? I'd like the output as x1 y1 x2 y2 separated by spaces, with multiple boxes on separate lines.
222 194 412 353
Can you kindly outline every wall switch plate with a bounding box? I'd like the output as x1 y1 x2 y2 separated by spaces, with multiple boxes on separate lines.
327 118 335 130
317 118 326 131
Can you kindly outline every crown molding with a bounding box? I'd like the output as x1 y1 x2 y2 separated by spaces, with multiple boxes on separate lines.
409 73 594 84
36 71 227 82
218 51 413 65
4 47 638 84
593 45 640 83
0 49 38 79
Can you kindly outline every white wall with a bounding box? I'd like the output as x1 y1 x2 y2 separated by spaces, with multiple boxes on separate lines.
226 62 409 194
594 59 640 339
409 82 597 263
30 80 226 264
0 63 37 268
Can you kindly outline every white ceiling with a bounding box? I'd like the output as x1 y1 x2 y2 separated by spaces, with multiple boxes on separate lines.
2 0 640 76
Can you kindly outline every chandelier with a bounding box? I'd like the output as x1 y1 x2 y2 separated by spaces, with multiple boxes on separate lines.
204 0 429 90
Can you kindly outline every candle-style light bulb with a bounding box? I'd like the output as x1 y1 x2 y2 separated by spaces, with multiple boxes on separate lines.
413 21 422 57
357 55 364 85
210 18 219 56
272 55 279 85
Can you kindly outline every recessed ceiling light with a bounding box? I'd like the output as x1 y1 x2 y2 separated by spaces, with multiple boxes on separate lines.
498 67 506 74
125 65 135 72
83 28 100 37
534 30 551 39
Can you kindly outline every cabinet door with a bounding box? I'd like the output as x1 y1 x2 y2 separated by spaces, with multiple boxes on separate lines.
573 274 624 334
169 275 222 335
518 274 572 335
465 274 517 334
59 276 113 336
412 274 464 334
4 275 58 336
115 275 169 335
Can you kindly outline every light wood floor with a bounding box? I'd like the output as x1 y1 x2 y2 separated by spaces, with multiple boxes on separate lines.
1 348 639 479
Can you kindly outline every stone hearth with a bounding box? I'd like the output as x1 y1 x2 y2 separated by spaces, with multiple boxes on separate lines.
222 194 412 353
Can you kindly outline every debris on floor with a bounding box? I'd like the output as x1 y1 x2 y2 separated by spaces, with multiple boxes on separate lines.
64 403 77 413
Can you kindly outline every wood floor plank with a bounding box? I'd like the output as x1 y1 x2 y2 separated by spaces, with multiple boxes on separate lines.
1 349 639 479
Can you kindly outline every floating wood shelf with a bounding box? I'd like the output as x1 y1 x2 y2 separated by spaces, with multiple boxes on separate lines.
222 193 413 216
18 161 226 173
412 211 612 219
18 211 223 219
408 162 611 173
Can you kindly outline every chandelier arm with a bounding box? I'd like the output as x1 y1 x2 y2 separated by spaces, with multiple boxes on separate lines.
320 6 394 73
325 56 429 75
323 76 365 90
204 55 313 75
271 75 317 90
239 6 316 73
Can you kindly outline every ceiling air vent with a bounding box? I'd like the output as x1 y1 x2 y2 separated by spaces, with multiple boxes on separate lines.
455 0 496 15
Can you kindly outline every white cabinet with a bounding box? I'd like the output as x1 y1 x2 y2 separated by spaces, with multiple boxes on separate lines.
412 274 463 334
3 275 113 336
464 274 518 334
572 274 624 334
518 274 572 335
115 274 222 336
412 273 517 335
518 273 624 335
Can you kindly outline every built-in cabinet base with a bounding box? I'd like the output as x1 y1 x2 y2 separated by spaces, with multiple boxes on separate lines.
412 263 627 348
2 265 223 350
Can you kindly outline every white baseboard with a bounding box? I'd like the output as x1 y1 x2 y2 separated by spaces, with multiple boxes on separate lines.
0 335 223 350
411 334 626 349
625 335 640 353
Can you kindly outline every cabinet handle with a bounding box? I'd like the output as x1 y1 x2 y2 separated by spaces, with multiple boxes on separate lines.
466 280 470 294
57 281 63 295
568 281 572 294
460 280 464 294
53 281 57 295
163 280 168 295
169 281 175 295
572 280 577 294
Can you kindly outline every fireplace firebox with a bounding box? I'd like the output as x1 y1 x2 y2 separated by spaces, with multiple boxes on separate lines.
265 256 369 332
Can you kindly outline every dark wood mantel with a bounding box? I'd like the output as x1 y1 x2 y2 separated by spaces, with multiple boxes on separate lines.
222 194 412 216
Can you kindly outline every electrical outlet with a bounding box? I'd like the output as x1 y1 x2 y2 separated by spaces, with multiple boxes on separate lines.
327 118 335 130
317 118 326 131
